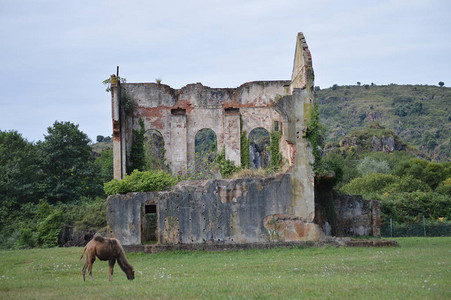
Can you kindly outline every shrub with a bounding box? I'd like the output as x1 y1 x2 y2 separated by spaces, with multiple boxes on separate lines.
383 175 431 193
104 169 177 195
37 208 64 247
340 173 398 195
216 148 238 178
356 156 390 176
60 197 107 231
379 191 451 223
18 227 36 249
436 178 451 196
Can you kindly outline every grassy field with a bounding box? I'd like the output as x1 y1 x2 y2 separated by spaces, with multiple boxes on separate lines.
0 237 449 299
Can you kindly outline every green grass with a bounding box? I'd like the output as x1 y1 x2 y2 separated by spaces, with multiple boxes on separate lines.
0 237 449 299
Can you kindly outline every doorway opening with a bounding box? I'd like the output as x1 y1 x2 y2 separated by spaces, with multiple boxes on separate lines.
142 204 158 244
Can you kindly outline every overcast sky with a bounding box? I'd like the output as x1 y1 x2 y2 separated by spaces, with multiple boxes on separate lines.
1 0 450 143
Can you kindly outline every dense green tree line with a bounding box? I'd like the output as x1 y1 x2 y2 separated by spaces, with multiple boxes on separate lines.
0 122 109 249
323 149 451 224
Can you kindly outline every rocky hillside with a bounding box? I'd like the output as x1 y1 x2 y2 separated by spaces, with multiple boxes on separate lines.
316 85 450 161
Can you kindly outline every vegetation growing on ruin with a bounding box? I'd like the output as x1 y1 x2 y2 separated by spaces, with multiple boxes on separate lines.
121 91 136 116
269 130 282 171
240 116 250 169
240 131 250 169
304 103 326 174
102 76 127 92
216 147 238 178
104 169 177 195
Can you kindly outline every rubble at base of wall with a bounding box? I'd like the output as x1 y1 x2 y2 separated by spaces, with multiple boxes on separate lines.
123 237 398 253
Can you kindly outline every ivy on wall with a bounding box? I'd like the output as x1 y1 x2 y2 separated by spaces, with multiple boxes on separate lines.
240 115 250 169
121 91 136 116
304 103 325 174
269 130 282 170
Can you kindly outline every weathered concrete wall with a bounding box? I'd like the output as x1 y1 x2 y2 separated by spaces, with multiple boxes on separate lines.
314 177 381 237
107 174 323 246
332 194 381 237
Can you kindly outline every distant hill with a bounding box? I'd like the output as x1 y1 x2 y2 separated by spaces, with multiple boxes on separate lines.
91 139 112 156
316 84 450 161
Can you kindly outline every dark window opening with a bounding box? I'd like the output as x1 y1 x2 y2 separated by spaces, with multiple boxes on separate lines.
171 108 186 115
225 107 240 114
274 121 279 132
145 204 157 214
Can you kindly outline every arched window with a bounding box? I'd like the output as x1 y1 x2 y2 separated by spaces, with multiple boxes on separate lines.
194 129 218 176
195 128 217 155
144 129 166 170
248 127 270 169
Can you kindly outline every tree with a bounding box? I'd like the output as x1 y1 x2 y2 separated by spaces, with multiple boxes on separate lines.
356 156 390 177
357 82 361 86
438 81 444 87
0 131 41 208
38 121 102 203
96 135 104 143
94 150 114 183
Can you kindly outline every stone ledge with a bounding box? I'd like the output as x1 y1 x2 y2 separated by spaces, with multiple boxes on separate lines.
123 238 398 254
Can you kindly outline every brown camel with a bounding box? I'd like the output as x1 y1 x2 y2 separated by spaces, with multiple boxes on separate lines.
80 235 135 281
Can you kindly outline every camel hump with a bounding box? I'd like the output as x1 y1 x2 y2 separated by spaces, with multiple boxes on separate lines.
94 235 105 242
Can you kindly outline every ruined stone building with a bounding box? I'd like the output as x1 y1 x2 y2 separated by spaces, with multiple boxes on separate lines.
107 33 380 249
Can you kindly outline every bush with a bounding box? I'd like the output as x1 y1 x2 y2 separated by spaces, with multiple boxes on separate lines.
216 148 238 178
18 227 36 249
340 173 398 195
379 192 451 224
436 178 451 196
104 169 177 195
356 156 390 176
384 175 431 193
37 208 64 247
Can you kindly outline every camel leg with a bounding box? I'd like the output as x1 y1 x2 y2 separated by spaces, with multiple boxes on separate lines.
82 258 88 281
88 253 96 281
108 258 116 281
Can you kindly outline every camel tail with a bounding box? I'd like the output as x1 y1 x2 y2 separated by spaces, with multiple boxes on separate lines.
80 246 87 260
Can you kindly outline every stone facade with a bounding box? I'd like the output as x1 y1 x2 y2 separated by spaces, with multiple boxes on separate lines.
315 175 381 237
108 33 326 246
108 175 324 246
